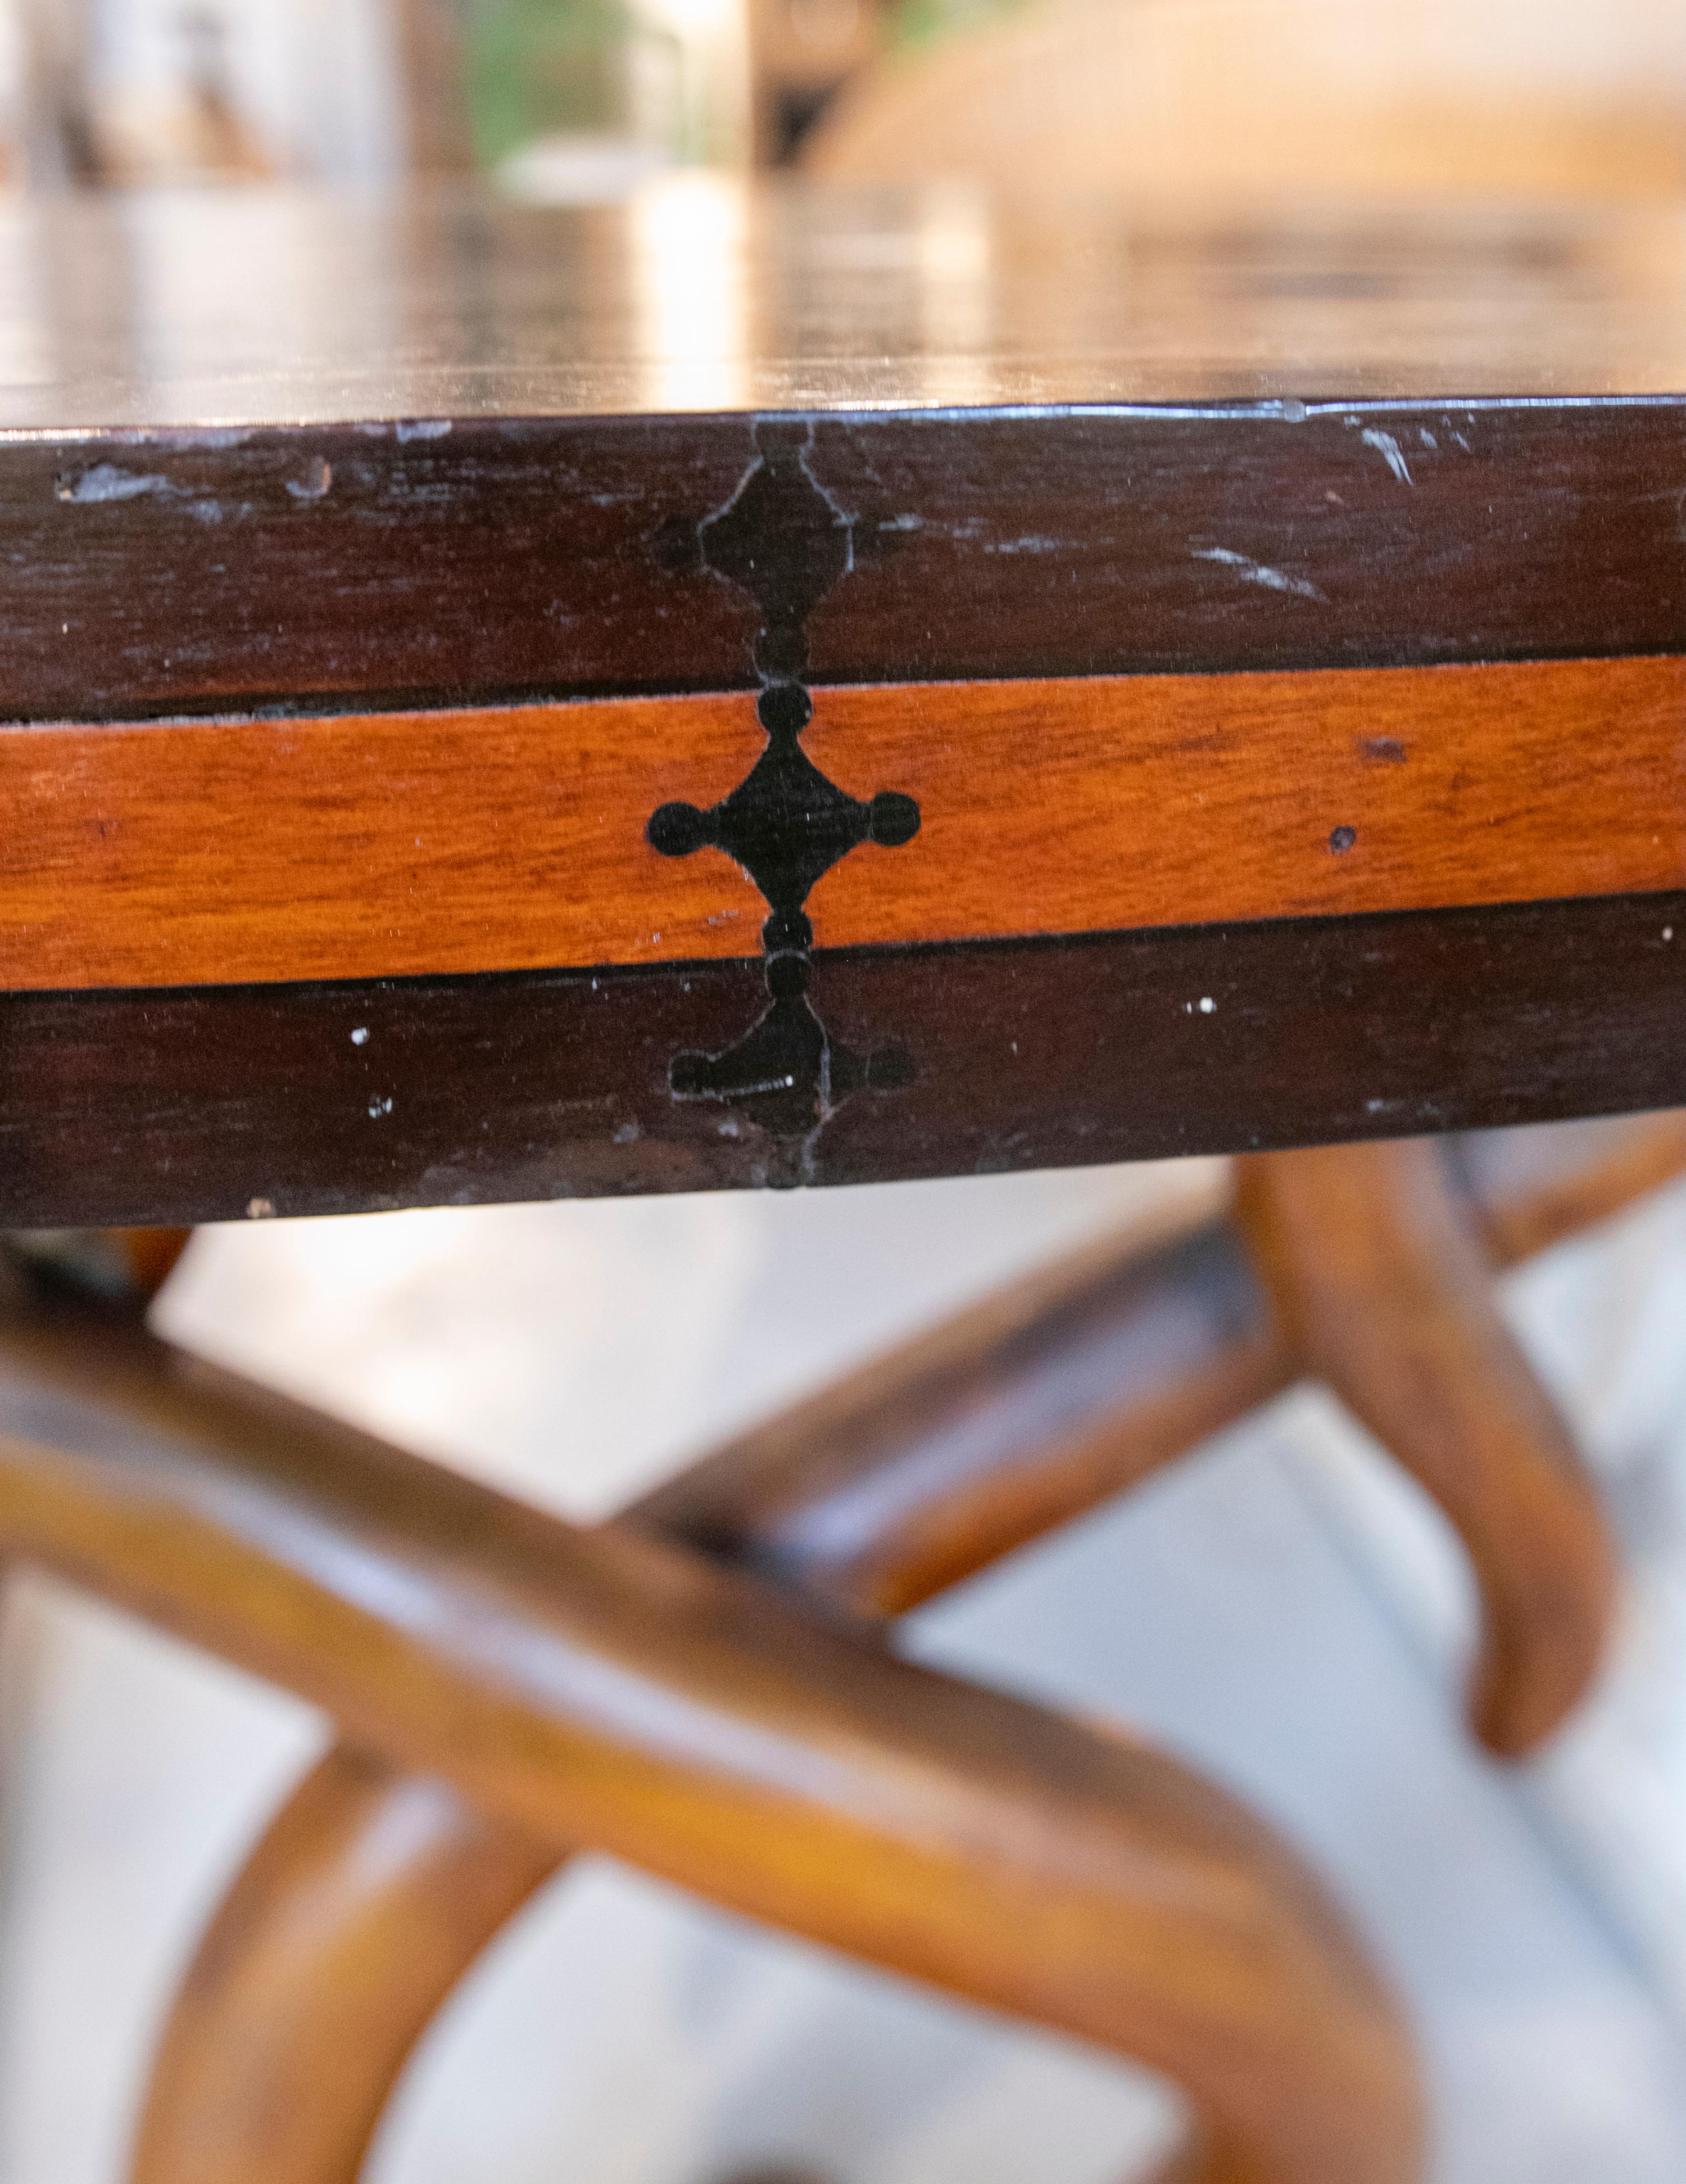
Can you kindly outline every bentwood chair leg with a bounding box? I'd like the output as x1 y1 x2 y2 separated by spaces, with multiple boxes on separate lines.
130 1746 558 2184
1234 1138 1620 1756
37 1114 1679 2184
126 1745 1236 2184
0 1285 1423 2184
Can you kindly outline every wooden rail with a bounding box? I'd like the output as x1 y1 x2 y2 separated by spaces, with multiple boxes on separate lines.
0 1287 1420 2184
6 1110 1676 2184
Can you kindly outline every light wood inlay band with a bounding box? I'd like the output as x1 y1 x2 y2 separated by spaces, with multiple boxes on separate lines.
0 654 1679 993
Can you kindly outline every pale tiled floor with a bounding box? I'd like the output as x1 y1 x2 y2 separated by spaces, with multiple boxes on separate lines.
3 1148 1686 2184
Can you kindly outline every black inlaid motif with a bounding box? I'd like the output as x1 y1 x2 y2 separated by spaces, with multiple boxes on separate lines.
648 682 918 959
648 420 920 1160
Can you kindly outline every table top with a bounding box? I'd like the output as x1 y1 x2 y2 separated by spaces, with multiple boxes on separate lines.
1 181 1683 1225
5 179 1686 426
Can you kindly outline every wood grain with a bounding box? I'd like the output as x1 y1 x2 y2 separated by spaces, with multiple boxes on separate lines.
2 892 1682 1228
121 1109 1685 2184
804 656 1686 954
2 655 1680 992
0 1296 1423 2184
10 400 1686 727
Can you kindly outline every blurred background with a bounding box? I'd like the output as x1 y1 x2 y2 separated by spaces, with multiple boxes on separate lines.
3 6 1686 2184
0 0 1680 195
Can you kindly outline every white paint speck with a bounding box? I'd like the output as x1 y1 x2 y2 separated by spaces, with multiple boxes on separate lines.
350 1026 369 1046
58 464 174 505
246 1197 275 1219
1360 428 1415 485
368 1095 393 1119
1199 996 1217 1015
1192 545 1326 603
612 1122 641 1145
1666 927 1675 942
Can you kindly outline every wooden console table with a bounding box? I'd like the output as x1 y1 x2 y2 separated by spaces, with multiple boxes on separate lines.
3 178 1685 2184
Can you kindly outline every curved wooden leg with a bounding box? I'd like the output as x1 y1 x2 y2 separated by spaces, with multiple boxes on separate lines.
112 1119 1684 2183
125 1748 1327 2184
1234 1137 1620 1757
0 1301 1424 2184
130 1746 559 2184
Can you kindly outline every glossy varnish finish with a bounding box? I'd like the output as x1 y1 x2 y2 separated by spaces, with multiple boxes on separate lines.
1 891 1680 1225
3 655 1681 991
0 1288 1422 2184
2 183 1685 1208
123 1107 1686 2184
9 402 1686 724
3 190 1686 723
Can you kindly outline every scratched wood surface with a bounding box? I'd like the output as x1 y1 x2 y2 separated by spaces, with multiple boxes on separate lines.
9 403 1686 723
2 181 1684 1216
3 192 1686 721
0 893 1679 1225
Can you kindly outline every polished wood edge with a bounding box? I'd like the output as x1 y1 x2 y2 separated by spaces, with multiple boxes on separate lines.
3 890 1681 1226
11 399 1686 724
3 654 1681 992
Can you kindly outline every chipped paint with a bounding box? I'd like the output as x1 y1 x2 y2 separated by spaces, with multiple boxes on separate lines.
57 464 176 505
1360 428 1415 486
56 463 226 523
1191 545 1326 603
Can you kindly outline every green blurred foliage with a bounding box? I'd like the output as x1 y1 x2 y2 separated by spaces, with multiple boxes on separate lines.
888 0 1030 53
463 0 641 162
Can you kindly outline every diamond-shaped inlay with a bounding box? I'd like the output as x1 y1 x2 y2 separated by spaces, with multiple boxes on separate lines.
649 682 919 959
648 421 921 1156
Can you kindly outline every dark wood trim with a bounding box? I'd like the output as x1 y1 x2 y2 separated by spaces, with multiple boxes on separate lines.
7 400 1686 724
2 888 1681 1226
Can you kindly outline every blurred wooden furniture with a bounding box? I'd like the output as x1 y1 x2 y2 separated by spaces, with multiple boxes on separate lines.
8 1110 1683 2184
807 0 1686 197
5 178 1686 2184
3 1222 1422 2184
